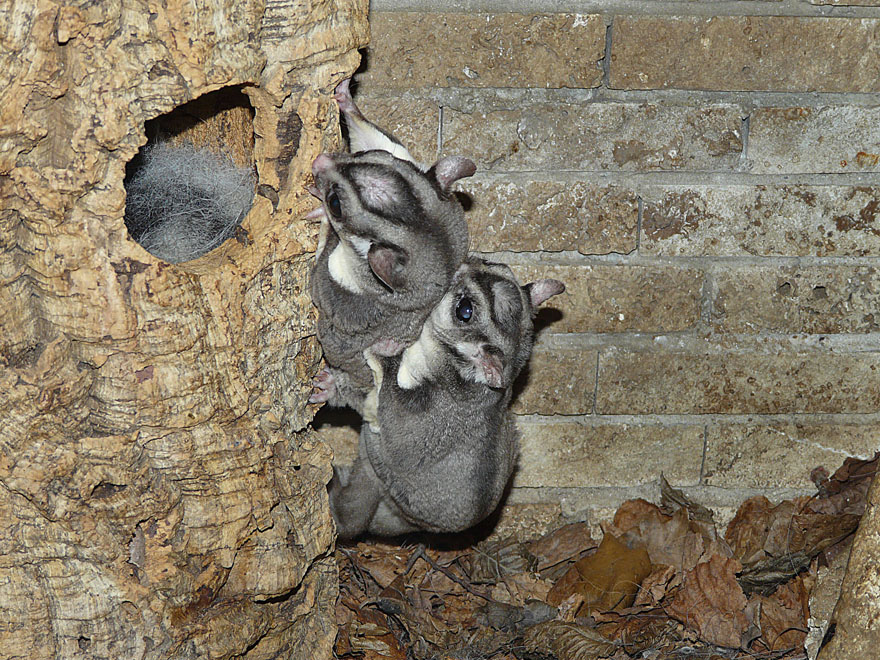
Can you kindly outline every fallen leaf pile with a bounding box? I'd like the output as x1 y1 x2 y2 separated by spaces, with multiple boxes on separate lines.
335 454 877 659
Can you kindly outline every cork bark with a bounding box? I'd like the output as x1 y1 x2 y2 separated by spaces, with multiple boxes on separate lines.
0 1 368 658
818 473 880 660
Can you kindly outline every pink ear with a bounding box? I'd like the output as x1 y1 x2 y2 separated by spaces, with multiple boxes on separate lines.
431 156 476 191
527 279 565 307
367 244 406 291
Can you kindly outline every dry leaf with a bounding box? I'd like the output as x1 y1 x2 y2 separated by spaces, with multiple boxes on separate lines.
347 607 407 659
594 611 680 655
523 620 618 660
468 536 537 584
610 500 729 573
546 533 652 617
668 555 749 648
633 564 678 609
752 572 811 652
727 494 860 595
478 599 556 632
527 521 597 572
659 473 715 524
502 571 552 605
809 452 877 516
609 498 666 534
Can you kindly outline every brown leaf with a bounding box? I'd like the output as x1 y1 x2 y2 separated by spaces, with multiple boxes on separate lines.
609 498 667 534
500 572 552 606
610 500 729 574
478 599 556 632
752 573 812 652
347 607 408 659
726 494 860 594
594 611 680 655
726 496 809 564
527 521 597 572
546 533 652 617
468 536 537 584
633 564 678 609
659 473 715 524
523 620 618 660
667 555 749 648
809 452 878 516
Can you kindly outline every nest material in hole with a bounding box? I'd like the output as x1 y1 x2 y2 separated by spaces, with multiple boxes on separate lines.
124 142 255 263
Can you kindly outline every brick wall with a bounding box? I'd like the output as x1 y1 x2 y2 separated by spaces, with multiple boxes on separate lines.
317 1 880 538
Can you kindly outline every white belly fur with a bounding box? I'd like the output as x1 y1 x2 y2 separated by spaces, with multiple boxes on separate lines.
397 325 441 390
328 241 364 293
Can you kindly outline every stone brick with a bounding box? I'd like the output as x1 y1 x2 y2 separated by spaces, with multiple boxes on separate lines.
363 12 605 89
461 178 638 254
611 16 880 92
485 502 566 543
713 265 880 334
641 185 880 257
514 420 704 488
704 423 879 489
508 263 703 334
597 348 880 414
355 93 440 165
512 347 597 415
749 107 880 174
443 102 743 172
811 0 880 5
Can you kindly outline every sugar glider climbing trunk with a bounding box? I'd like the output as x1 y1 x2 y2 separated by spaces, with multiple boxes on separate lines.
0 1 368 658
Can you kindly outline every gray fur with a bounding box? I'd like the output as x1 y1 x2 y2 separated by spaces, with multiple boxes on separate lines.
329 258 565 538
309 82 474 405
124 142 254 263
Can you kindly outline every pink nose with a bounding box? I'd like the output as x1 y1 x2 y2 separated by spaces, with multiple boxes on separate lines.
312 153 334 175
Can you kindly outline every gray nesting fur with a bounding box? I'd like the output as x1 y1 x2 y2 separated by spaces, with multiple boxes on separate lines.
124 142 254 263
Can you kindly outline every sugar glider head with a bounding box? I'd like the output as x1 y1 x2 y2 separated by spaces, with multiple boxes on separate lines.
311 149 474 311
429 258 565 389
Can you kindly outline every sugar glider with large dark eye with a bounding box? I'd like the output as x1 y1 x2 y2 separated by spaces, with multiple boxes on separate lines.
308 79 476 411
329 257 565 538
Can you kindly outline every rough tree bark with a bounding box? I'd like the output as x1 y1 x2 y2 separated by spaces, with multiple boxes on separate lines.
818 471 880 659
0 1 368 658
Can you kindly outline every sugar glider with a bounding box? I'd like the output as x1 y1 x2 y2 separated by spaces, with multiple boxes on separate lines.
309 79 475 409
329 258 565 538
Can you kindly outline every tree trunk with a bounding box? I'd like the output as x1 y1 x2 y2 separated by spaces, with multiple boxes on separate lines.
818 470 880 659
0 1 368 658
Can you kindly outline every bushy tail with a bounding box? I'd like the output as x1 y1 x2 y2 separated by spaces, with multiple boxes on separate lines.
124 142 254 263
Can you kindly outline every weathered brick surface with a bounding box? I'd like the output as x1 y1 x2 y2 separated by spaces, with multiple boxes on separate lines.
704 423 880 489
356 93 440 165
508 263 703 334
597 349 880 414
611 16 880 92
749 107 880 174
712 265 880 334
514 420 704 488
512 348 597 415
324 2 880 532
486 502 565 542
811 0 880 5
461 179 638 254
363 13 605 89
641 185 880 257
443 102 743 172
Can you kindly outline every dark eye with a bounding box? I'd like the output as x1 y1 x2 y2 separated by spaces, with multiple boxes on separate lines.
455 296 473 322
326 189 342 217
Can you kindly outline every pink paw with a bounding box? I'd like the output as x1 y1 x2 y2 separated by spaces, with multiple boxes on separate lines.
308 368 337 404
334 79 357 115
